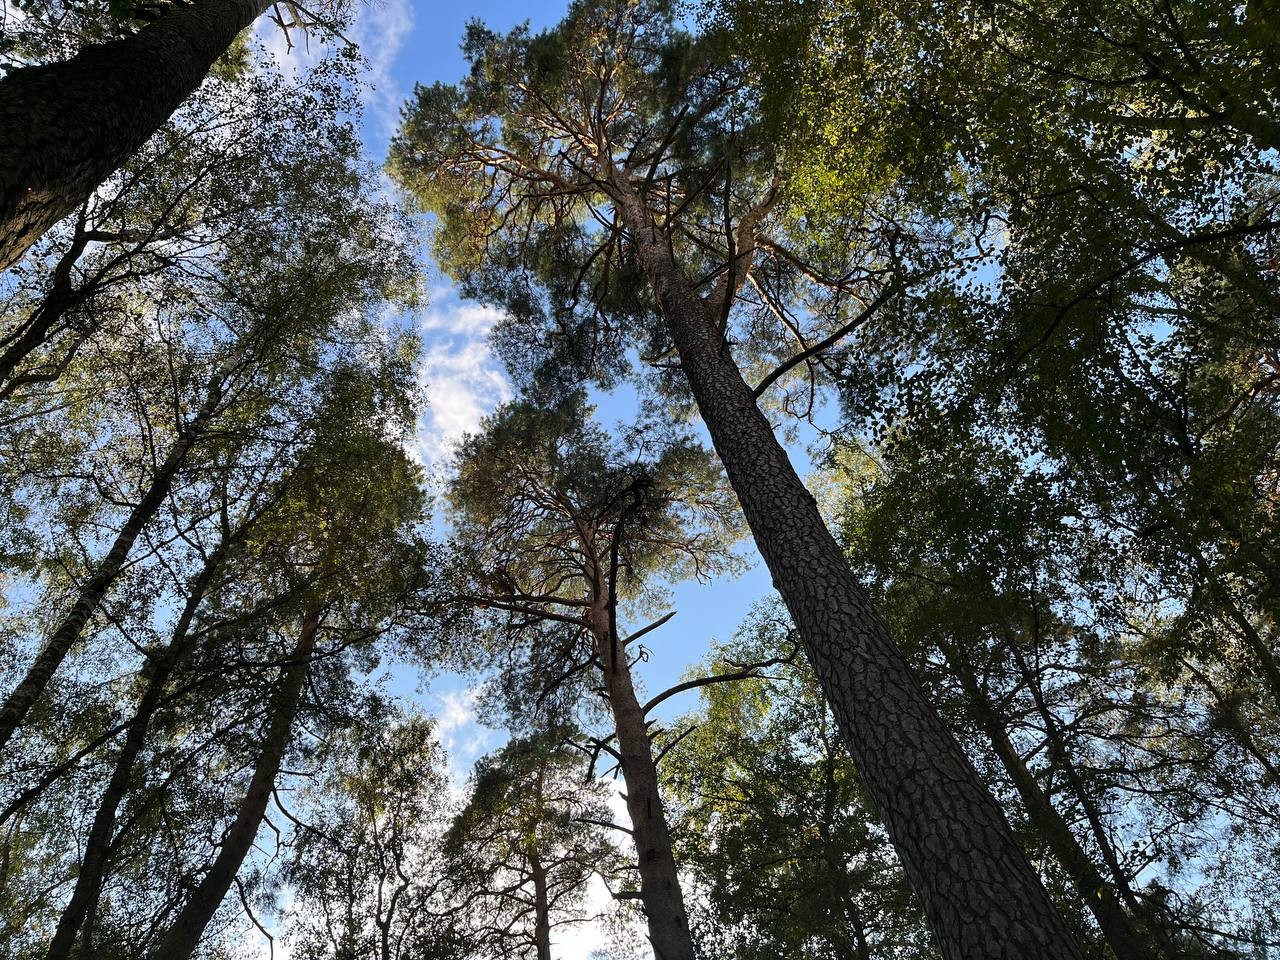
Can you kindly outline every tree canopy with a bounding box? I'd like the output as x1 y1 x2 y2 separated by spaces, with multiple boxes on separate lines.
2 0 1280 958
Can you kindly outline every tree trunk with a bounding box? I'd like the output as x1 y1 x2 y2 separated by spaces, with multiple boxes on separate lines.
46 549 221 960
610 180 1083 960
0 0 269 271
1004 646 1182 959
152 607 320 960
589 601 694 960
817 737 872 960
529 846 553 960
945 648 1157 960
0 384 221 754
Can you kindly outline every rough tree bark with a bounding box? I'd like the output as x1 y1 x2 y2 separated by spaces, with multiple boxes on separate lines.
46 548 224 960
0 0 270 271
152 607 321 960
609 178 1083 960
586 584 694 960
0 382 223 755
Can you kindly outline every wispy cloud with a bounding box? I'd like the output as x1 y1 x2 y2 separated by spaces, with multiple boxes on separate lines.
419 301 507 336
255 0 415 147
436 685 479 738
432 683 497 792
413 299 511 465
350 0 416 144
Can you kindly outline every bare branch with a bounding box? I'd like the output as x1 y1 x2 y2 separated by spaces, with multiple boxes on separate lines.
642 646 798 716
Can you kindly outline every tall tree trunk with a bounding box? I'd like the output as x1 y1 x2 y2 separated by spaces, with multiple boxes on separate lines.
0 384 222 754
1004 646 1181 959
152 607 321 960
0 0 269 271
944 648 1157 960
816 736 872 960
45 546 224 960
588 600 694 960
610 180 1082 960
529 846 553 960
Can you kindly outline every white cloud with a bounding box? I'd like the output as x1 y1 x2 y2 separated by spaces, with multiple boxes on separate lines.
416 338 511 461
350 0 416 143
436 685 479 737
418 302 507 336
413 303 512 465
254 0 415 146
431 683 496 791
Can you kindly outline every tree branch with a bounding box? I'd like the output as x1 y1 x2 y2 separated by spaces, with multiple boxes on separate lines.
642 647 797 715
620 610 676 647
752 283 897 398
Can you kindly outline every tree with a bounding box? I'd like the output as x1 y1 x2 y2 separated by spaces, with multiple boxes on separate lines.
0 38 433 950
0 50 393 404
391 4 1083 955
0 0 351 269
838 429 1280 956
43 480 279 960
447 393 741 960
0 47 417 756
709 0 1280 726
148 358 431 960
285 710 467 960
13 339 432 958
444 731 621 960
664 606 935 960
699 2 1280 949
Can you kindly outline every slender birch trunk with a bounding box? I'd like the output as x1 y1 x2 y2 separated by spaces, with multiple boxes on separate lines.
609 179 1083 960
45 548 223 960
1003 646 1182 958
816 745 872 960
0 384 222 754
151 607 321 960
0 0 270 270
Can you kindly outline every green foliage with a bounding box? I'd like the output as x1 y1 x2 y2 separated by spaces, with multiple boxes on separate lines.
443 730 622 959
836 424 1280 954
443 391 743 728
285 709 468 960
0 39 437 960
7 0 1280 956
450 392 741 600
389 0 781 397
665 605 935 959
